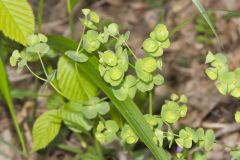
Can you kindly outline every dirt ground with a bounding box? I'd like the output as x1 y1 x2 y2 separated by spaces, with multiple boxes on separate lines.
0 0 240 159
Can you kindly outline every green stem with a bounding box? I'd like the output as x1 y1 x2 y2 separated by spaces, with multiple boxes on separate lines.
37 53 48 77
37 0 44 32
67 0 74 39
149 91 153 115
124 41 138 60
76 18 87 53
26 62 65 98
113 34 138 60
0 59 28 157
95 140 104 160
26 64 47 82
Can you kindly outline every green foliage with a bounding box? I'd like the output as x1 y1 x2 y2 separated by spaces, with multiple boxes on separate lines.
121 124 139 144
57 56 98 101
192 0 221 47
9 7 238 160
95 120 119 143
60 102 93 133
0 0 35 46
32 110 62 151
0 58 28 156
205 51 240 97
195 11 215 45
231 148 240 160
161 94 188 124
235 111 240 123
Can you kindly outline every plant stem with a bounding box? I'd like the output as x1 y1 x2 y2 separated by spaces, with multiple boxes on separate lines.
67 0 74 39
37 53 48 77
37 0 44 32
113 34 138 60
0 59 28 157
26 61 65 98
26 64 47 82
149 91 153 115
124 41 137 60
76 18 87 53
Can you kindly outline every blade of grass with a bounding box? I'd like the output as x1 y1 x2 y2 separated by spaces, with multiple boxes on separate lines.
48 35 170 160
192 0 222 48
0 58 28 157
37 0 44 32
169 14 195 37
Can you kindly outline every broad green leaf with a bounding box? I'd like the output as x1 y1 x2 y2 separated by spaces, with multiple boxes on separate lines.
61 102 92 133
32 110 62 152
48 35 170 160
0 58 27 156
0 0 35 46
57 56 97 101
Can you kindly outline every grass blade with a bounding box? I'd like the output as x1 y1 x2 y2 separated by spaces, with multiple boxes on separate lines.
48 35 170 160
192 0 222 47
0 58 28 157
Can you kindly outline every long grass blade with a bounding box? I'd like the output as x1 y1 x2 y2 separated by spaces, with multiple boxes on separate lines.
192 0 222 47
0 58 28 157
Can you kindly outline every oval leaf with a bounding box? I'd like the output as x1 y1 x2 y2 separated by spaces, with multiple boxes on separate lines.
32 110 62 152
0 0 35 45
57 56 98 101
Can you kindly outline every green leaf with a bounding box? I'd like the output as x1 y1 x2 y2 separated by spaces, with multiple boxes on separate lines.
192 0 222 47
204 129 215 151
48 35 170 160
0 0 35 46
205 51 215 63
61 102 93 133
107 23 119 36
65 50 88 62
57 56 97 101
230 148 240 160
235 111 240 123
95 120 119 144
32 110 62 152
121 124 139 144
82 97 110 119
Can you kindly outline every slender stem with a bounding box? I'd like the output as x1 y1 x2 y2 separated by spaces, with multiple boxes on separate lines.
76 18 87 53
37 0 44 32
67 0 74 38
98 115 106 123
37 53 48 77
113 34 138 60
149 91 153 115
26 64 47 82
26 63 65 98
124 41 137 60
128 62 135 69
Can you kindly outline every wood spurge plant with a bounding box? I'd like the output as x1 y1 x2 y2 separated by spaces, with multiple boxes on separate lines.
1 1 240 159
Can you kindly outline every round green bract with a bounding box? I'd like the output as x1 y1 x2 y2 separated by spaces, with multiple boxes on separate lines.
100 50 117 66
109 66 123 80
142 57 157 73
153 24 169 42
108 23 119 36
161 102 180 124
143 38 159 53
